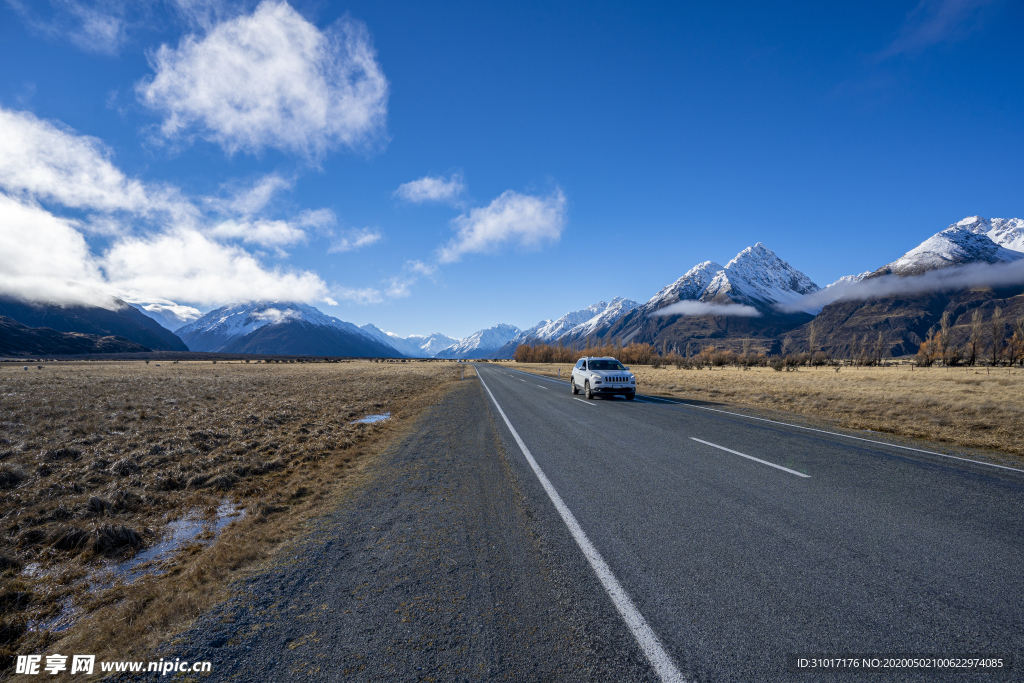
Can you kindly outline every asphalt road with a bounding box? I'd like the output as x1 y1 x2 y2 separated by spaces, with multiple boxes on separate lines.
474 364 1024 682
142 367 1024 682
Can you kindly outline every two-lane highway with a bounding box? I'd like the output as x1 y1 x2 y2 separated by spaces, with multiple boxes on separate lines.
475 363 1024 681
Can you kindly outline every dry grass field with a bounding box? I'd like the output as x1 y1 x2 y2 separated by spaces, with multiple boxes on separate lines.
510 361 1024 461
0 359 467 676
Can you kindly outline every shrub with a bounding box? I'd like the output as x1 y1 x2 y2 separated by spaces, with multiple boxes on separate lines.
0 466 26 490
93 525 142 554
50 526 91 552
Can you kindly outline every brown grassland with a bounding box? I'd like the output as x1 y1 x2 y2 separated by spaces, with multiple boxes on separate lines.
510 361 1024 462
0 359 468 677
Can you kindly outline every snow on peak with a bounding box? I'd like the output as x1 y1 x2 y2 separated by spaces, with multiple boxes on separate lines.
515 301 616 343
883 224 1023 276
825 272 871 289
701 243 819 308
956 215 1024 253
646 261 723 309
177 301 365 340
435 323 520 358
377 330 459 357
565 296 639 339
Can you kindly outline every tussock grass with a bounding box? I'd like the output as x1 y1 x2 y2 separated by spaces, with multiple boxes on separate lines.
0 359 462 676
513 362 1024 460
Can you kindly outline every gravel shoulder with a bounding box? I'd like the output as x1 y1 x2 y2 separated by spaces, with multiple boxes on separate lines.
135 378 655 682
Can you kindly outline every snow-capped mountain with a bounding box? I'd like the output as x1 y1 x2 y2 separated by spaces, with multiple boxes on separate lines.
434 323 520 359
824 272 871 289
877 223 1023 277
358 324 458 357
508 298 640 346
563 297 640 339
958 216 1024 253
177 301 398 357
700 243 820 310
404 333 461 357
645 261 724 312
488 298 639 357
123 295 202 331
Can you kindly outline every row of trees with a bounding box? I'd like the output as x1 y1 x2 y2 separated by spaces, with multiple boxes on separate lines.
916 308 1024 366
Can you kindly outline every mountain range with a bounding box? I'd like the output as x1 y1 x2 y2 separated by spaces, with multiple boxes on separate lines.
2 215 1022 359
175 302 400 357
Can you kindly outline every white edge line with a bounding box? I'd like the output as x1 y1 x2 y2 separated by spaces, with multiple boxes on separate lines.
477 369 685 683
538 385 548 389
573 397 595 405
488 368 1024 475
647 396 1024 474
690 438 810 478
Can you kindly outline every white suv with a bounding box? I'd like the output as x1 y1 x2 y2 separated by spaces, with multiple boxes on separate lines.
571 357 636 400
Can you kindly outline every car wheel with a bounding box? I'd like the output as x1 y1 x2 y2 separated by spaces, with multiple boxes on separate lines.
571 379 579 394
585 381 593 400
625 392 635 401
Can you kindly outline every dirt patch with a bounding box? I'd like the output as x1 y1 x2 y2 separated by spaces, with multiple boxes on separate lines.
0 359 463 676
511 361 1024 460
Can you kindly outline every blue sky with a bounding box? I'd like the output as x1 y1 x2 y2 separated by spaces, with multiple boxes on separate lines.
1 0 1021 338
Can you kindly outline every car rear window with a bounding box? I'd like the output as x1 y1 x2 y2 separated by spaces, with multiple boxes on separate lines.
589 360 625 371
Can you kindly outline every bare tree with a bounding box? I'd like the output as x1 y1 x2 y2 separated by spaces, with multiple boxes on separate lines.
1012 317 1024 367
940 311 951 365
782 334 793 357
874 331 885 363
991 306 1004 366
808 322 818 364
742 337 751 359
850 334 860 364
968 309 983 366
685 341 692 358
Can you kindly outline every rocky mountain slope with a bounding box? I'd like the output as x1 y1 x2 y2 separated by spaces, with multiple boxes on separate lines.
782 216 1024 358
0 296 188 352
0 316 151 356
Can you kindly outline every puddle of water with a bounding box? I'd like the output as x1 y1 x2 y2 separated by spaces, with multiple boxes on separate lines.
27 502 244 634
115 501 243 583
351 412 391 424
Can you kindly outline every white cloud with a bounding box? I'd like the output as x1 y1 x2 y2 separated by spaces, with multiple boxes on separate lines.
328 227 381 253
406 260 437 277
334 286 384 305
0 105 340 308
209 218 307 246
102 227 328 305
296 207 336 231
7 0 137 56
0 194 112 306
652 301 762 317
212 173 292 215
137 0 389 157
394 173 465 205
0 107 190 220
438 189 566 263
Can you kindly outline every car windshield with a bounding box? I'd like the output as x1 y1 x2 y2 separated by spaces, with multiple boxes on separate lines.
589 360 625 371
